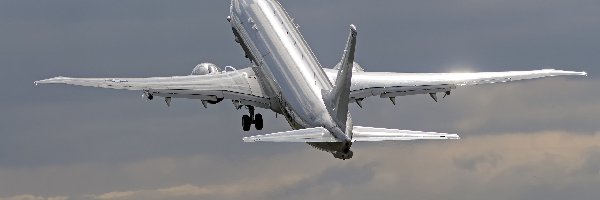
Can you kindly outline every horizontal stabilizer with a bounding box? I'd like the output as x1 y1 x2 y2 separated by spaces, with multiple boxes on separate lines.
352 126 459 142
243 127 341 143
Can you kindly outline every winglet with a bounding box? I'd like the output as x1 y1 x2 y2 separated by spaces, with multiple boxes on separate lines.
328 24 358 129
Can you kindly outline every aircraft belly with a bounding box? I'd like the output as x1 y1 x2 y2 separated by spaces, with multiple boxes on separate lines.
236 0 335 129
231 5 282 113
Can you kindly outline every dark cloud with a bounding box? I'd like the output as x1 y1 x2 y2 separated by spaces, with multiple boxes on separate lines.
273 163 377 199
281 0 599 74
454 151 503 171
0 0 598 199
575 147 600 176
3 131 598 200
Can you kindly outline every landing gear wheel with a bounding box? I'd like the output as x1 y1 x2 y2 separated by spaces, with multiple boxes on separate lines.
242 115 251 131
254 114 263 130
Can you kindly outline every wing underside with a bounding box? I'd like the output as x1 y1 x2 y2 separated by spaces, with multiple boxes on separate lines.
324 68 587 102
35 67 271 109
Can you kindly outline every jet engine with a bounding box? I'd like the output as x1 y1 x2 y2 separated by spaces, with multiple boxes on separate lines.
333 61 364 72
191 63 222 75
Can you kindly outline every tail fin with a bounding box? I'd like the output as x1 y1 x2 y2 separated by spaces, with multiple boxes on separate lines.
328 24 358 129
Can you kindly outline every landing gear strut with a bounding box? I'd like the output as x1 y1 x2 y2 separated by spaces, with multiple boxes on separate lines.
241 105 263 131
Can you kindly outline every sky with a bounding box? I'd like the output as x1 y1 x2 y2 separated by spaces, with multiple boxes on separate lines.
1 0 599 199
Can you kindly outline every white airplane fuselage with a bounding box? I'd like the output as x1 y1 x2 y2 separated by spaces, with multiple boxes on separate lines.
229 0 352 148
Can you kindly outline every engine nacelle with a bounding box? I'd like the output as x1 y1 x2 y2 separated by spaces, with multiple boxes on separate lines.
333 61 364 72
191 63 221 75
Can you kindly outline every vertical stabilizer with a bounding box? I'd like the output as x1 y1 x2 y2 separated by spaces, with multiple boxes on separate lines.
328 24 357 129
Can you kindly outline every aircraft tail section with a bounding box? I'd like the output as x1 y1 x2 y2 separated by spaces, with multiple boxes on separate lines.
327 24 358 130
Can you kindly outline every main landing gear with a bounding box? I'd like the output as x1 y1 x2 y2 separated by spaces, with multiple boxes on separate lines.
242 105 263 131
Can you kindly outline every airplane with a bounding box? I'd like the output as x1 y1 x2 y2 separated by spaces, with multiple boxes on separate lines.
36 0 587 160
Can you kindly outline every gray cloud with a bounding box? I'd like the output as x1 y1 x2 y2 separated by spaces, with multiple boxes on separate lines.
453 151 503 171
1 0 599 199
0 196 68 200
2 131 599 200
283 0 600 74
574 147 600 176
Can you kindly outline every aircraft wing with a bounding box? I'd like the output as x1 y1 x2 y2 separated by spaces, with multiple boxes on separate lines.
323 68 587 102
35 67 271 109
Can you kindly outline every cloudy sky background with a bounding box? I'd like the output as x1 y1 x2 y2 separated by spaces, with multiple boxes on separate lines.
1 0 599 199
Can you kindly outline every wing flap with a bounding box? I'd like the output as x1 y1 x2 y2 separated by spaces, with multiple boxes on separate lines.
352 126 460 142
243 127 340 142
